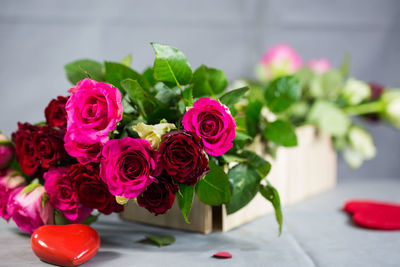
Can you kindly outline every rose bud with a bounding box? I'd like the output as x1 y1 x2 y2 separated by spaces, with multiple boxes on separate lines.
381 90 400 129
64 127 103 164
137 172 178 215
44 167 92 223
256 44 302 81
0 133 14 169
7 185 53 234
66 78 123 143
132 121 176 149
159 130 209 185
343 126 376 169
45 96 69 129
0 170 25 221
308 58 331 74
364 82 385 122
100 137 159 199
70 164 123 215
12 123 41 177
341 78 371 105
182 97 236 156
33 126 69 169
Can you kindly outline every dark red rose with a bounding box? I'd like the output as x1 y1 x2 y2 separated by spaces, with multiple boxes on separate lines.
364 82 385 122
369 82 384 101
159 130 209 185
137 172 178 215
70 163 123 214
12 123 41 177
33 126 69 169
45 96 69 129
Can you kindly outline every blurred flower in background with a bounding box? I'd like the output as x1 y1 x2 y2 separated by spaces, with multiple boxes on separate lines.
308 58 331 74
256 44 302 81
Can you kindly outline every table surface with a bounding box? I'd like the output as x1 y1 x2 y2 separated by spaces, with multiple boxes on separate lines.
1 177 400 267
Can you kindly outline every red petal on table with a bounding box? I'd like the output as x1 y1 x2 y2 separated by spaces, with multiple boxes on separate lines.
31 224 100 267
213 252 232 259
343 199 400 230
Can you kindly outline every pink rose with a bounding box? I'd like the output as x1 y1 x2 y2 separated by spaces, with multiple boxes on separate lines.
64 128 103 164
66 78 123 143
308 58 331 74
44 167 92 223
259 44 302 80
100 137 158 199
182 97 236 156
0 134 13 169
0 170 25 220
7 185 53 234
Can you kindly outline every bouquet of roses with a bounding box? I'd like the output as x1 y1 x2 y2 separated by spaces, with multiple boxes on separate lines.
237 44 400 168
0 43 282 235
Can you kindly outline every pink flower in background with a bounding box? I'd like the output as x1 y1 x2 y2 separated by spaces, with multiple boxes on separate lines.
66 78 123 143
100 137 158 199
308 58 331 74
182 97 236 156
44 167 92 223
7 185 53 234
0 170 25 221
0 134 13 169
259 44 302 80
64 127 103 164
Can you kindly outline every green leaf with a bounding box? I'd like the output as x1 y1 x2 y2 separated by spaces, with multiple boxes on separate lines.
104 61 150 92
307 101 350 137
81 214 99 225
20 183 40 195
192 65 227 97
121 94 137 114
121 54 132 67
196 161 231 206
177 184 195 224
240 150 271 178
221 154 247 164
264 75 301 113
260 182 283 235
309 70 343 99
219 87 249 108
64 59 104 84
41 193 49 209
183 86 194 106
155 83 180 106
226 164 261 214
264 119 298 147
122 79 176 123
339 53 350 77
245 100 263 137
146 235 175 247
151 43 192 86
233 131 252 149
142 67 156 87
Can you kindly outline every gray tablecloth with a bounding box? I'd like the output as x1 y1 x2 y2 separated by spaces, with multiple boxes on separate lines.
1 177 400 267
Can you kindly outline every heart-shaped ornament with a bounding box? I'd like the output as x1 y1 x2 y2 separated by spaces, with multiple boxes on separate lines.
344 199 400 230
31 224 100 267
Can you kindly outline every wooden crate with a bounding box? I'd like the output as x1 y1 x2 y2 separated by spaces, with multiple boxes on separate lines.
120 126 337 234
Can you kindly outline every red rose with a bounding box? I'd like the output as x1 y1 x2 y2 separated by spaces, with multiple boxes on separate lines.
159 130 209 185
45 96 69 129
12 123 41 177
33 126 69 169
137 172 178 215
70 164 123 215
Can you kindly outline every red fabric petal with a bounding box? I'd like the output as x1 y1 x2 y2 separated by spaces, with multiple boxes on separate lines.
343 199 400 230
213 252 232 259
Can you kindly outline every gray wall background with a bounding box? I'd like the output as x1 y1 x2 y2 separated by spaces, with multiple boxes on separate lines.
0 0 399 179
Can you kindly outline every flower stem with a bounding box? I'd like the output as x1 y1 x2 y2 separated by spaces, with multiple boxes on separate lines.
343 101 385 116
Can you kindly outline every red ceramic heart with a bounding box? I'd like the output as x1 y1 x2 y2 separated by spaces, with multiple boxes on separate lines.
344 199 400 230
213 251 232 259
31 224 100 267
